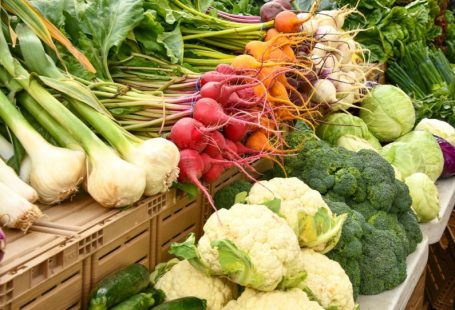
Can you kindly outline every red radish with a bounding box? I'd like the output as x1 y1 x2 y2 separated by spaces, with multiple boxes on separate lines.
193 98 265 130
215 64 238 75
204 131 227 158
203 164 226 183
169 118 210 152
178 149 215 209
224 122 249 142
226 92 261 108
224 139 238 154
235 142 260 155
200 80 260 106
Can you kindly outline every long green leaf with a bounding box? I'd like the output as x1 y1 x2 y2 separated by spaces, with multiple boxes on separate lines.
16 23 112 116
3 0 96 73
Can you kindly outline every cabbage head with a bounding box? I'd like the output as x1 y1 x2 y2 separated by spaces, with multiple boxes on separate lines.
404 173 440 223
360 85 415 142
317 113 381 149
415 118 455 145
381 131 444 181
337 135 378 153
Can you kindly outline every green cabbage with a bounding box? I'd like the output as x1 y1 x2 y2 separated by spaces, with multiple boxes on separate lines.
381 131 444 181
316 113 381 149
415 118 455 145
337 135 378 153
404 173 440 223
360 85 415 142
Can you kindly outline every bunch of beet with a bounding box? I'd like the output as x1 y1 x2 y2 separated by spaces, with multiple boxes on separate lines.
169 65 277 208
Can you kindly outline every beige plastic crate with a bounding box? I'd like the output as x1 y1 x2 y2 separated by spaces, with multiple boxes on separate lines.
89 221 151 289
1 258 88 310
0 191 171 309
155 190 203 264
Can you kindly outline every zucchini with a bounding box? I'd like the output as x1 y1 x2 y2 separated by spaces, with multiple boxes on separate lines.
151 297 207 310
144 288 166 305
89 264 150 310
110 292 155 310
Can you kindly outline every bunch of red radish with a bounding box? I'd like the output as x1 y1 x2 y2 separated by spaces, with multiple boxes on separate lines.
168 65 277 206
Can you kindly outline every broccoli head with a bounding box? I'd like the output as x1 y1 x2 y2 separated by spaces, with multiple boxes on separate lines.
359 223 407 295
390 180 413 214
214 180 252 210
398 211 423 254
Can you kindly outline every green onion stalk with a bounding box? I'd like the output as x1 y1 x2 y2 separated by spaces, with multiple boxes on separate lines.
0 27 147 208
17 25 181 196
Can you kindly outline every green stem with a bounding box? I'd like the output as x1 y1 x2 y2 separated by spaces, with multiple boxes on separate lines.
0 91 46 153
182 22 272 40
172 0 240 28
19 93 82 150
184 58 231 65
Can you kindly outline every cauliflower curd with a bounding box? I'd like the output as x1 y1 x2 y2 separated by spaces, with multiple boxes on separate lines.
222 288 324 310
153 260 236 310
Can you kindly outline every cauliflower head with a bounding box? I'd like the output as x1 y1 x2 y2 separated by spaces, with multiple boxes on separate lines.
247 177 347 253
287 249 356 310
171 204 301 292
152 259 236 310
222 288 324 310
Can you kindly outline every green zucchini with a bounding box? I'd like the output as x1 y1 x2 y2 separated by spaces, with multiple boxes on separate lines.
143 288 166 305
109 292 155 310
88 264 150 310
151 297 207 310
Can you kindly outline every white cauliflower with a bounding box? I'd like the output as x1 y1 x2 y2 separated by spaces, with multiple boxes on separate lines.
170 204 301 292
287 249 356 310
152 259 236 310
222 288 324 310
246 177 347 253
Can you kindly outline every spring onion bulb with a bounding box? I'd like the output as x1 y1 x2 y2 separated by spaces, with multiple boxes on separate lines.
0 134 13 160
0 91 85 204
19 156 32 183
0 158 38 202
0 182 42 231
17 92 146 207
71 101 180 196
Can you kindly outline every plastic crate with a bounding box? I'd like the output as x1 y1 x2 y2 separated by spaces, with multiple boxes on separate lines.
426 211 455 310
154 190 203 264
89 221 151 289
0 191 171 309
0 255 88 310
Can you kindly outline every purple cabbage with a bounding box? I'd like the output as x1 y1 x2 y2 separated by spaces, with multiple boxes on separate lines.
0 227 5 262
436 136 455 178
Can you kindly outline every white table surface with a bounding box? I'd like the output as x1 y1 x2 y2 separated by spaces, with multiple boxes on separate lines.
421 177 455 244
357 235 429 310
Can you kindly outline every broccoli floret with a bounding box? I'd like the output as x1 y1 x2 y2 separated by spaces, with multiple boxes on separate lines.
390 180 413 214
214 180 252 210
398 211 423 254
368 211 410 255
333 168 361 196
366 182 397 212
348 201 377 221
359 223 407 295
285 121 316 149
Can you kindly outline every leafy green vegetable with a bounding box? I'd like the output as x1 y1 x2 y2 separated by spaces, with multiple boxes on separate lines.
214 180 252 210
340 0 441 62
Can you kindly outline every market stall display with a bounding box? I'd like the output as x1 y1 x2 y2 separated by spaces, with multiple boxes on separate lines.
0 0 453 309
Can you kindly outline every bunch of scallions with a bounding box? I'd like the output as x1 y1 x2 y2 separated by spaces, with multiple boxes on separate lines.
0 1 180 232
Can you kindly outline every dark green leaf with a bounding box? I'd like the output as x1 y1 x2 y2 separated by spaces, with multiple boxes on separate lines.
172 182 199 200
